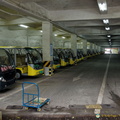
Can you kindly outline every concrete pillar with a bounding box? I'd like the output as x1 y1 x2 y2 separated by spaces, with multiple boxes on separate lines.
82 40 87 54
102 47 105 52
0 111 2 120
96 45 99 52
93 44 96 52
92 43 95 52
42 21 53 76
71 34 77 56
54 37 63 48
87 42 92 50
89 43 93 52
60 40 64 48
77 40 83 49
98 46 100 52
97 46 99 52
96 45 98 52
42 21 53 61
87 42 90 50
95 45 97 52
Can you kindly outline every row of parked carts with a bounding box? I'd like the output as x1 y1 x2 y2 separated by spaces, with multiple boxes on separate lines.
21 49 103 111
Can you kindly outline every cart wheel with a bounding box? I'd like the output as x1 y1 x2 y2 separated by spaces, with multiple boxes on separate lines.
15 70 21 79
47 102 50 105
24 107 28 110
37 108 41 112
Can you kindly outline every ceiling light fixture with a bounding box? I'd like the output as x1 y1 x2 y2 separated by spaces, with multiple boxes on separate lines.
107 35 111 37
19 24 29 28
105 27 110 30
62 36 65 39
98 2 107 11
108 39 111 41
103 19 109 24
40 30 43 33
54 34 57 36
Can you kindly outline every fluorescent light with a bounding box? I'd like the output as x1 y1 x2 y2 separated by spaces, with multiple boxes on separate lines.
103 19 109 24
108 39 111 41
62 36 65 39
40 30 43 33
107 35 111 37
54 34 57 36
98 2 107 11
19 24 29 28
105 27 110 30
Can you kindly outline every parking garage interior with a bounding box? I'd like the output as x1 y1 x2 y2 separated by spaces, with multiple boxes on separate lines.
1 0 120 119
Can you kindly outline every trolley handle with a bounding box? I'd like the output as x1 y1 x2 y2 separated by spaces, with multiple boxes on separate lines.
22 82 40 97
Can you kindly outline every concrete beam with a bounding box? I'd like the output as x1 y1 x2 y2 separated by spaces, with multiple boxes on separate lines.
6 17 41 25
0 0 49 21
83 35 107 40
56 20 120 28
76 28 107 35
55 21 103 27
49 6 120 21
76 28 120 35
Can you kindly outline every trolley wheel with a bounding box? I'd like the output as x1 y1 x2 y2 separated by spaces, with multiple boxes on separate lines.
24 107 28 110
37 108 41 112
47 102 50 105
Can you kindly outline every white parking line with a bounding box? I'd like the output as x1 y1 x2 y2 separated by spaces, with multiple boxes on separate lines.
0 65 74 101
0 77 50 101
94 54 111 115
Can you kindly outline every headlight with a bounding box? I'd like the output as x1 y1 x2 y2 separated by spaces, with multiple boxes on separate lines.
0 77 6 82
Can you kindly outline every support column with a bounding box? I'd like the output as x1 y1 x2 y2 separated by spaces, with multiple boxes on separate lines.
96 45 99 52
89 43 93 52
0 111 2 120
71 34 77 57
95 45 98 52
42 21 53 76
82 40 87 55
97 46 99 52
87 42 92 50
99 46 101 52
92 43 95 52
60 40 64 48
93 44 96 52
99 47 101 52
77 40 83 49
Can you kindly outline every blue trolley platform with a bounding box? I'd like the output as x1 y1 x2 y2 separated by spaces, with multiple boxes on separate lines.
22 82 50 111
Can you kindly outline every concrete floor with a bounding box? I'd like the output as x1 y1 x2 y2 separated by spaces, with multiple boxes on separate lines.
0 54 120 111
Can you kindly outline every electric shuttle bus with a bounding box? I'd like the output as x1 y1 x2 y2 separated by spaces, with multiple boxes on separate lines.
66 49 76 65
33 47 61 70
53 49 61 69
8 47 44 79
0 48 16 91
56 49 69 67
77 50 84 62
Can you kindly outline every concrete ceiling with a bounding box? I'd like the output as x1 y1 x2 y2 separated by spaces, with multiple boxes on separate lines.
0 0 120 48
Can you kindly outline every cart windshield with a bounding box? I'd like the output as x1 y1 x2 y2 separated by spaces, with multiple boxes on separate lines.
25 48 42 64
53 50 60 64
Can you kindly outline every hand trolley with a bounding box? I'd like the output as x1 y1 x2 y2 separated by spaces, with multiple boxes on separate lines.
22 82 50 111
